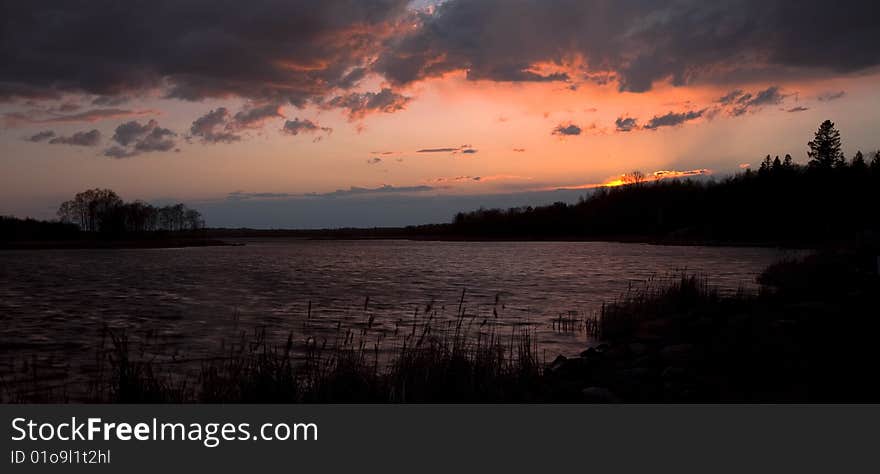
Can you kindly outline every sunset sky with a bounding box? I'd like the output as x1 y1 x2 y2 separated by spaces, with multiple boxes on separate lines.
2 0 879 227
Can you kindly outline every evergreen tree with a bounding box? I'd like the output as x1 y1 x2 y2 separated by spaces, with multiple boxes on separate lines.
851 150 867 171
759 155 772 176
870 151 880 174
772 155 783 173
782 154 793 168
807 120 844 169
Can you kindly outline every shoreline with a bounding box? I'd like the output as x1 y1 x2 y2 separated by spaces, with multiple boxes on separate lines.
0 238 240 250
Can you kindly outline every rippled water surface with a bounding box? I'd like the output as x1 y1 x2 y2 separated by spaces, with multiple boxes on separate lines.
0 239 794 395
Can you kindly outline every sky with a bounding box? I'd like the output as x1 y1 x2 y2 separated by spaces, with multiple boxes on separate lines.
2 0 880 228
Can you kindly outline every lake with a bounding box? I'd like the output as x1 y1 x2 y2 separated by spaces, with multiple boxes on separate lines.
0 239 795 398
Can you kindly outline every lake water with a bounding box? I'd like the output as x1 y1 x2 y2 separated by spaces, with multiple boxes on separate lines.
0 239 795 397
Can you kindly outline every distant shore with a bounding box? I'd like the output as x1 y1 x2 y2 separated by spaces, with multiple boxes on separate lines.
0 237 239 250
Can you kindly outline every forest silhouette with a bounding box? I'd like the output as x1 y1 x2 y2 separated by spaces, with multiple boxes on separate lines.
2 120 878 246
421 120 879 245
1 190 204 244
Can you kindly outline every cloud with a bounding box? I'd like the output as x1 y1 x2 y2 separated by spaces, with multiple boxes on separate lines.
417 147 458 153
615 117 638 132
416 144 476 154
105 119 177 158
228 184 439 202
366 157 383 164
643 110 704 130
189 108 240 144
0 0 412 110
465 63 570 83
47 129 101 146
310 184 436 198
552 123 582 136
227 191 296 201
512 148 526 152
281 118 332 137
718 86 789 116
227 184 437 202
233 103 285 129
376 1 880 93
2 108 155 127
325 88 411 120
818 90 846 101
2 0 879 117
787 106 809 113
652 169 712 179
26 130 56 142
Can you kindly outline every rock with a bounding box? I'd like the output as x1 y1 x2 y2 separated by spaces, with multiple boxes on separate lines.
581 386 620 403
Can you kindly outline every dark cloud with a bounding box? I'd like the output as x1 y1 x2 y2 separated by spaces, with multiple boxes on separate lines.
26 130 56 142
3 108 153 127
718 90 745 105
227 191 296 201
308 184 436 198
47 129 101 146
233 103 284 128
417 148 458 153
228 184 436 202
416 145 475 154
92 95 131 106
717 86 788 116
190 108 241 144
787 106 809 113
377 0 880 93
466 63 569 83
615 117 638 132
0 0 412 115
513 148 526 152
818 90 846 101
643 110 704 130
281 118 332 137
325 88 411 119
105 119 176 157
552 124 582 136
366 157 383 164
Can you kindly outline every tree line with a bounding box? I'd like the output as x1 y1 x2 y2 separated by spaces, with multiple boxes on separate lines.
56 189 204 235
1 190 204 242
433 120 880 244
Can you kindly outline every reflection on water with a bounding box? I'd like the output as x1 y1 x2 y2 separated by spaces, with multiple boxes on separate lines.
0 239 793 394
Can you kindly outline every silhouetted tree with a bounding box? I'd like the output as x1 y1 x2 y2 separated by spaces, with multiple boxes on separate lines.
851 151 867 172
871 151 880 174
807 120 844 170
623 170 646 185
758 155 772 176
57 188 122 232
782 154 794 169
772 156 783 173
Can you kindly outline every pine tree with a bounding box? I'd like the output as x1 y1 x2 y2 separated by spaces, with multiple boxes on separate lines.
759 155 772 176
782 154 793 168
851 150 867 171
870 151 880 174
807 120 844 169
